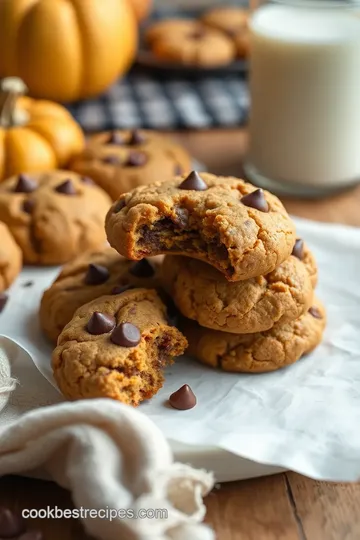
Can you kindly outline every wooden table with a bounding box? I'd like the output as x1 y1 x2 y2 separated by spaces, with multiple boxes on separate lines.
2 128 360 540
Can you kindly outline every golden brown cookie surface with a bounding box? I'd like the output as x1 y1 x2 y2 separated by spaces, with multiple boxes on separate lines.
145 19 236 66
52 288 188 406
0 171 111 265
183 298 326 373
40 247 163 342
105 171 296 282
0 221 22 292
162 243 316 334
201 7 250 58
70 129 191 201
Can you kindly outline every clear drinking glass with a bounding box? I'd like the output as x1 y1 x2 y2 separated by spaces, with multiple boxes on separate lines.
244 0 360 198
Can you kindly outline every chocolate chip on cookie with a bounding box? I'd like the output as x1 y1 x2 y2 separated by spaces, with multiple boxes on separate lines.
0 171 111 265
14 174 37 193
84 264 110 285
55 179 77 195
130 259 155 278
128 130 146 145
241 189 269 212
309 306 322 319
40 248 163 342
52 289 188 406
103 155 122 165
292 238 304 260
106 172 296 281
111 322 141 347
169 384 197 410
126 152 148 167
179 171 208 191
108 131 124 145
87 312 116 335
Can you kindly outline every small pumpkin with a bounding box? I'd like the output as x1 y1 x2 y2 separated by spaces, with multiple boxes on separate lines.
0 77 84 182
129 0 152 22
0 0 138 102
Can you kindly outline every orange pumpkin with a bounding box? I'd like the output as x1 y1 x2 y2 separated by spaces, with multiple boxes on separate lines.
129 0 152 22
0 77 84 182
0 0 138 103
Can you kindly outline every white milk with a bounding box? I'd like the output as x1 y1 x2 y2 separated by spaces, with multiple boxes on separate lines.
246 3 360 196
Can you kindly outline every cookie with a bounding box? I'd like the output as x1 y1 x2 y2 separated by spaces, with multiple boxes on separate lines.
145 19 235 67
52 288 188 406
0 221 22 292
161 242 316 334
183 298 326 373
201 7 250 58
70 130 191 201
40 247 163 342
105 171 296 282
0 171 112 265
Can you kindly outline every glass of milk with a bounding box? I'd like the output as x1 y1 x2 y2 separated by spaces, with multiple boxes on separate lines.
244 0 360 197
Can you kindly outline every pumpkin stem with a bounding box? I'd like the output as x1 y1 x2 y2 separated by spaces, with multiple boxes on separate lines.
0 77 28 128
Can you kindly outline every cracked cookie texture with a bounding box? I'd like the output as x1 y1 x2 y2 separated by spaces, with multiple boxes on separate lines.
0 221 22 292
105 172 296 281
161 243 317 334
52 288 188 406
0 171 112 265
40 247 163 343
183 298 326 373
70 129 191 201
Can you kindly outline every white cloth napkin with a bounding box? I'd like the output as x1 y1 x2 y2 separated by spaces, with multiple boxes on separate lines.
0 336 214 540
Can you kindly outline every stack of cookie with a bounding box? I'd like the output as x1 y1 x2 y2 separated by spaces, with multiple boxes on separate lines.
105 171 326 374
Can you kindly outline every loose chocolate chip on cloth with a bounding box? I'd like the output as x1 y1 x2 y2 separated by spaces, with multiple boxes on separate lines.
105 172 296 282
169 384 197 410
52 288 188 406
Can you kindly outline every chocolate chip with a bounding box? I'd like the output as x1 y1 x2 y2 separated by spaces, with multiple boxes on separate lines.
84 264 110 285
14 174 37 193
103 155 122 165
18 531 43 540
189 29 205 40
0 507 25 538
173 207 189 229
169 384 197 410
292 238 304 260
55 180 77 195
126 151 147 167
128 130 145 145
179 171 207 191
22 281 34 288
81 176 95 185
174 164 183 175
241 189 269 212
111 322 141 347
111 284 134 295
107 131 124 145
0 293 8 314
309 306 322 319
87 312 116 335
129 259 155 278
22 199 35 214
113 199 125 213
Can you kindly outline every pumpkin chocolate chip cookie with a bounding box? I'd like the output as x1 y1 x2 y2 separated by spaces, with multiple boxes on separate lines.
70 129 191 201
52 288 188 406
0 171 112 265
183 298 326 373
161 241 317 334
0 221 22 293
40 247 163 343
145 19 236 67
201 7 250 58
105 171 296 282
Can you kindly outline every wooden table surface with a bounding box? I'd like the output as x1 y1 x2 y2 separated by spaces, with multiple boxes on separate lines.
2 128 360 540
